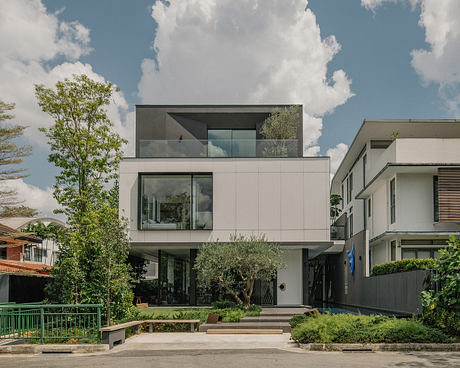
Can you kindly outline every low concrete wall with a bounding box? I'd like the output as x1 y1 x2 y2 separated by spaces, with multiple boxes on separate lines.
327 231 429 315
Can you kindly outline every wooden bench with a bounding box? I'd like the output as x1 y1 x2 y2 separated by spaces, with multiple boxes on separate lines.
100 319 200 349
100 321 143 349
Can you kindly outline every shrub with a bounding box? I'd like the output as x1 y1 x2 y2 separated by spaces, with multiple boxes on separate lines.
371 258 435 276
421 308 459 338
290 314 308 328
291 313 451 344
212 300 236 309
421 236 460 338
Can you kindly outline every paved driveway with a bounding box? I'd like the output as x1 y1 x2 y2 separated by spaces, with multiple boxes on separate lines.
0 349 459 368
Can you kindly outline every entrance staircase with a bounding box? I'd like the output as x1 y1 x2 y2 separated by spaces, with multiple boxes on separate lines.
199 307 310 334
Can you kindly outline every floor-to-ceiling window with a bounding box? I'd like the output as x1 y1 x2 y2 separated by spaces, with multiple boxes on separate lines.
208 129 256 157
140 174 212 230
158 250 190 305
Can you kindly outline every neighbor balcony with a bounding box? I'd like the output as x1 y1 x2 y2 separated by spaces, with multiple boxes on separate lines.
138 139 299 158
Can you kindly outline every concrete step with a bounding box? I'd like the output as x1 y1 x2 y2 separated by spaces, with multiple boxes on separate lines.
259 307 310 317
199 322 291 333
206 329 283 335
240 316 293 323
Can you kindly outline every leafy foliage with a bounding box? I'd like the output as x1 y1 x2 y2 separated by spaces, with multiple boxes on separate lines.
212 300 236 309
0 205 38 218
421 236 460 337
260 105 299 140
35 75 127 222
36 75 133 324
260 106 300 157
291 313 451 344
195 234 285 308
370 258 436 276
22 220 62 239
0 99 34 213
330 194 342 220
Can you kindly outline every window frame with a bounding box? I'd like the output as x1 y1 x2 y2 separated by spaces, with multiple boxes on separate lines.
138 172 213 231
433 175 439 222
390 178 396 224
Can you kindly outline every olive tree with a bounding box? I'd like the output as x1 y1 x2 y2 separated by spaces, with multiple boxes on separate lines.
194 234 285 308
260 105 300 157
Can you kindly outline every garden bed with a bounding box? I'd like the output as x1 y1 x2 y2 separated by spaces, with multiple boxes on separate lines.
290 313 452 344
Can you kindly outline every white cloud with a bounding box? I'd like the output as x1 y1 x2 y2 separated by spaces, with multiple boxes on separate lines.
138 0 354 152
326 143 348 180
0 0 135 217
0 179 61 219
0 0 134 151
362 0 460 114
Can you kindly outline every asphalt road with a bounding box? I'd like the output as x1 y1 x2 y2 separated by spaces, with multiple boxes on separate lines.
1 349 459 368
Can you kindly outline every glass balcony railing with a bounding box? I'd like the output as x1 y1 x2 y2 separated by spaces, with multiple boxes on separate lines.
330 224 346 240
139 139 299 158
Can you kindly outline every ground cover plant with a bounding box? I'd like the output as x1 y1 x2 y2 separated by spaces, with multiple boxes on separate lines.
290 313 451 344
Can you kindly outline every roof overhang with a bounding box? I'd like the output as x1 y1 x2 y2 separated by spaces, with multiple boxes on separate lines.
356 163 460 199
370 231 460 244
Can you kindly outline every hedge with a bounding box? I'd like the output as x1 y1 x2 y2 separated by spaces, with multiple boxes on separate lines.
370 258 435 276
290 313 451 344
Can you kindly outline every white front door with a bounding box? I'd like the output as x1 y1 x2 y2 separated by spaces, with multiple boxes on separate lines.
277 249 302 305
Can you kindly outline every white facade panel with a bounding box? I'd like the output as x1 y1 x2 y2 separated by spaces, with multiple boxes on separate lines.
119 158 330 244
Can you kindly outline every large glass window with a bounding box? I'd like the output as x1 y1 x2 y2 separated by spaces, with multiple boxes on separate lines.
140 174 212 230
208 129 256 157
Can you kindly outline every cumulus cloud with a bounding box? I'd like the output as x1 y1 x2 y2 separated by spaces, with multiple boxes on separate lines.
326 143 348 180
0 0 135 218
138 0 354 152
0 179 61 219
362 0 460 114
0 0 134 151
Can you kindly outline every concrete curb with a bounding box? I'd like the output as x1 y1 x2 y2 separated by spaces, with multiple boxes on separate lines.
298 343 460 352
0 344 109 355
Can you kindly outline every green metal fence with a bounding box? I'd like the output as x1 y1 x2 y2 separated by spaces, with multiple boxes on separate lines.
0 304 102 344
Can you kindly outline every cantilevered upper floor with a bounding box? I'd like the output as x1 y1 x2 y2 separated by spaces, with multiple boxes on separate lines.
135 105 303 158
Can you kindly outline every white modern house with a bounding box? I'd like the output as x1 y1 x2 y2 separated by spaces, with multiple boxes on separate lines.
119 105 334 306
331 119 460 271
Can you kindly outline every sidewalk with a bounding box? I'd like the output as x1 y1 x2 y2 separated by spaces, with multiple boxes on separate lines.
113 332 297 352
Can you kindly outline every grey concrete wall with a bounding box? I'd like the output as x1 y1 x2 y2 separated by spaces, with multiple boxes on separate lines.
327 230 429 315
0 274 9 303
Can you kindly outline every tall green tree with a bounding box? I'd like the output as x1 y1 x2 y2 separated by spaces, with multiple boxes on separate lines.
36 75 133 323
35 75 127 223
0 100 35 215
194 234 285 308
330 194 342 221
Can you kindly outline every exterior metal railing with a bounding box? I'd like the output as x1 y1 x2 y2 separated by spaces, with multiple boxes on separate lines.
0 303 102 344
139 139 299 158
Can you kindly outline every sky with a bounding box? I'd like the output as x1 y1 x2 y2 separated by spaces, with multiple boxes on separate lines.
0 0 459 218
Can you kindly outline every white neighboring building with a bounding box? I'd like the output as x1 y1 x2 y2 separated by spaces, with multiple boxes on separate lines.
331 119 460 270
0 217 66 266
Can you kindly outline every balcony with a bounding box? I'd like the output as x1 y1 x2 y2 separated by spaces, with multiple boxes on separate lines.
139 139 299 158
330 224 346 240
